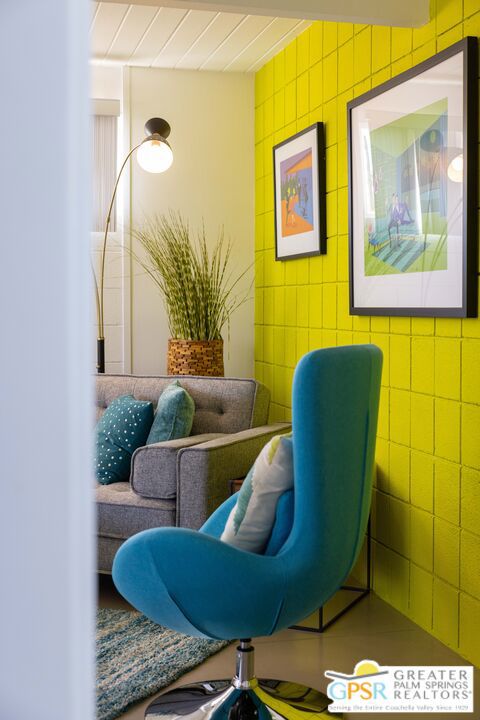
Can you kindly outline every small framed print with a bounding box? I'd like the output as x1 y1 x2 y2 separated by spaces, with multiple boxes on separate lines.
348 37 478 317
273 123 326 261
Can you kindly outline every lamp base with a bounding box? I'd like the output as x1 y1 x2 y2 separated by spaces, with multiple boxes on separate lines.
144 678 339 720
97 337 105 374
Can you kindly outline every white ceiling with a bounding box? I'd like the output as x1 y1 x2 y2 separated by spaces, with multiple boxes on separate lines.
90 2 311 72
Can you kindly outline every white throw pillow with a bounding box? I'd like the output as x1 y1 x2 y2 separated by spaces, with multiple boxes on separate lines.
220 433 293 553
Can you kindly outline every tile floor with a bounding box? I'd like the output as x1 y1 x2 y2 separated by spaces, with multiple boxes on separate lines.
98 575 479 720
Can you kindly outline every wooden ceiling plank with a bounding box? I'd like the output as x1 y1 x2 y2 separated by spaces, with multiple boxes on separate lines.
175 12 245 69
128 6 188 66
224 15 296 71
91 3 130 58
200 14 273 71
151 9 218 68
107 5 159 60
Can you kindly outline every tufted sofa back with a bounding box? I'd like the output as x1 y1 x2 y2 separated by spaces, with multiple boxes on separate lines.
95 375 270 434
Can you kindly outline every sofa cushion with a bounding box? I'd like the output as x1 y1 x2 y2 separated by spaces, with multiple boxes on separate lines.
96 482 176 539
131 433 225 500
96 395 154 485
146 380 195 445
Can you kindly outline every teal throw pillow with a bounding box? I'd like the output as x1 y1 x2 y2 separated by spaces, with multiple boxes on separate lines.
146 380 195 445
96 395 154 485
221 433 293 553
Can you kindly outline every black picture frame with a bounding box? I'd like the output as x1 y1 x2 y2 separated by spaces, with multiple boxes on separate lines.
347 37 478 317
273 122 326 261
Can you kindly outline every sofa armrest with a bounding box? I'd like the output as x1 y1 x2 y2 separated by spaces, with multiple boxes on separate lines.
130 433 225 500
176 423 291 529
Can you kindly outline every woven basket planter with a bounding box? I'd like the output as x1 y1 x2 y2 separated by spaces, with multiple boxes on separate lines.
167 338 224 377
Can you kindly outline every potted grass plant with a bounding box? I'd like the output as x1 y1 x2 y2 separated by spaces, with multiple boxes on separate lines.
133 212 250 376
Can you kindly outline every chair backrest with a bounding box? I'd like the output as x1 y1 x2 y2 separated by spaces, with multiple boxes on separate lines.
95 374 270 434
278 345 382 626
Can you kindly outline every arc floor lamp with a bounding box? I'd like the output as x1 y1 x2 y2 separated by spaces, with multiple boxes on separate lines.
94 117 173 373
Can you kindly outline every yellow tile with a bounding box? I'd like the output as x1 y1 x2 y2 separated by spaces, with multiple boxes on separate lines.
309 21 323 65
436 0 463 35
336 330 353 346
296 258 309 284
263 139 273 177
326 144 337 193
413 16 436 48
410 564 433 630
273 325 285 365
308 328 323 351
410 393 434 454
439 25 464 50
273 90 285 130
353 78 371 98
411 507 434 571
284 81 296 125
296 285 309 327
377 387 389 439
435 398 460 463
263 58 274 99
411 317 435 335
254 361 264 383
436 317 461 336
371 317 390 334
284 327 297 368
372 25 391 72
338 22 353 45
263 325 274 362
376 437 390 493
460 529 480 600
326 191 337 238
297 28 310 75
411 450 434 512
435 459 460 525
371 332 389 386
323 51 338 102
337 186 348 236
461 402 480 469
371 67 391 88
390 335 411 389
411 337 434 395
373 489 390 545
322 283 337 329
309 257 322 284
462 339 480 404
264 173 274 213
390 316 411 334
274 50 285 93
434 518 460 586
255 143 264 181
354 28 371 83
296 71 309 119
254 325 263 361
309 62 322 110
322 329 337 348
337 233 349 282
263 96 274 138
389 442 410 502
273 286 285 325
391 54 412 76
461 467 480 535
284 286 297 327
337 139 348 189
337 90 353 142
391 27 412 61
323 21 338 56
433 578 459 648
390 389 411 447
338 39 353 93
296 327 309 361
323 239 338 282
337 282 353 331
323 98 338 147
273 364 286 406
464 0 479 17
388 550 410 614
463 11 480 36
308 285 323 329
389 496 411 557
264 211 275 249
255 177 264 215
459 593 480 667
255 288 264 324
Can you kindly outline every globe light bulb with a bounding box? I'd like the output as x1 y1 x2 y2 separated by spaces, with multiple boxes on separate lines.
136 139 173 173
447 153 463 183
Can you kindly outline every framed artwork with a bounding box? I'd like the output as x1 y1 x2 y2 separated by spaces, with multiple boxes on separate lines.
348 37 478 317
273 123 326 261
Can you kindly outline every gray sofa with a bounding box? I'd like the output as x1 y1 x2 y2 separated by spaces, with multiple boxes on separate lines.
96 374 290 573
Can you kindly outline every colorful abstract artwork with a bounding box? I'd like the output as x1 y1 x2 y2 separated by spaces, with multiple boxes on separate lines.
273 123 326 260
348 38 478 317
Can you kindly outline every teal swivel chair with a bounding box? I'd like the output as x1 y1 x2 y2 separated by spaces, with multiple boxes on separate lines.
113 345 382 720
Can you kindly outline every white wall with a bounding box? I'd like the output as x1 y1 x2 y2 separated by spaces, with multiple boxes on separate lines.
127 67 255 378
0 1 94 718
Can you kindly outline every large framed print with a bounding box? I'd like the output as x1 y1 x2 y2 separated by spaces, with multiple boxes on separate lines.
273 123 326 261
348 37 478 317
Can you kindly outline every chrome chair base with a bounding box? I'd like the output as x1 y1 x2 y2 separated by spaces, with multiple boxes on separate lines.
144 678 340 720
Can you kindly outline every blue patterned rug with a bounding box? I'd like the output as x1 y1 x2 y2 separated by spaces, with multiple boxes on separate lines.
97 608 229 720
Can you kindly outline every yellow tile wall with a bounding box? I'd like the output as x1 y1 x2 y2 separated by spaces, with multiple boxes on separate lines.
254 0 480 665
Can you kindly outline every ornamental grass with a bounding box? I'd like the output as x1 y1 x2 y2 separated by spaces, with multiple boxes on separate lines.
133 212 251 341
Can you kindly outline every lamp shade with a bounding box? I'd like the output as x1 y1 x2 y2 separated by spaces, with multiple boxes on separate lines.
447 153 463 183
137 138 173 173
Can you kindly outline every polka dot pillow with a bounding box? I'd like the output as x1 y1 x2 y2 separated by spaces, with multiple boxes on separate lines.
96 395 154 485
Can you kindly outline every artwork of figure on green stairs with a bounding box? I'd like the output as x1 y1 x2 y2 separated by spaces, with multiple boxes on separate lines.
364 98 451 277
